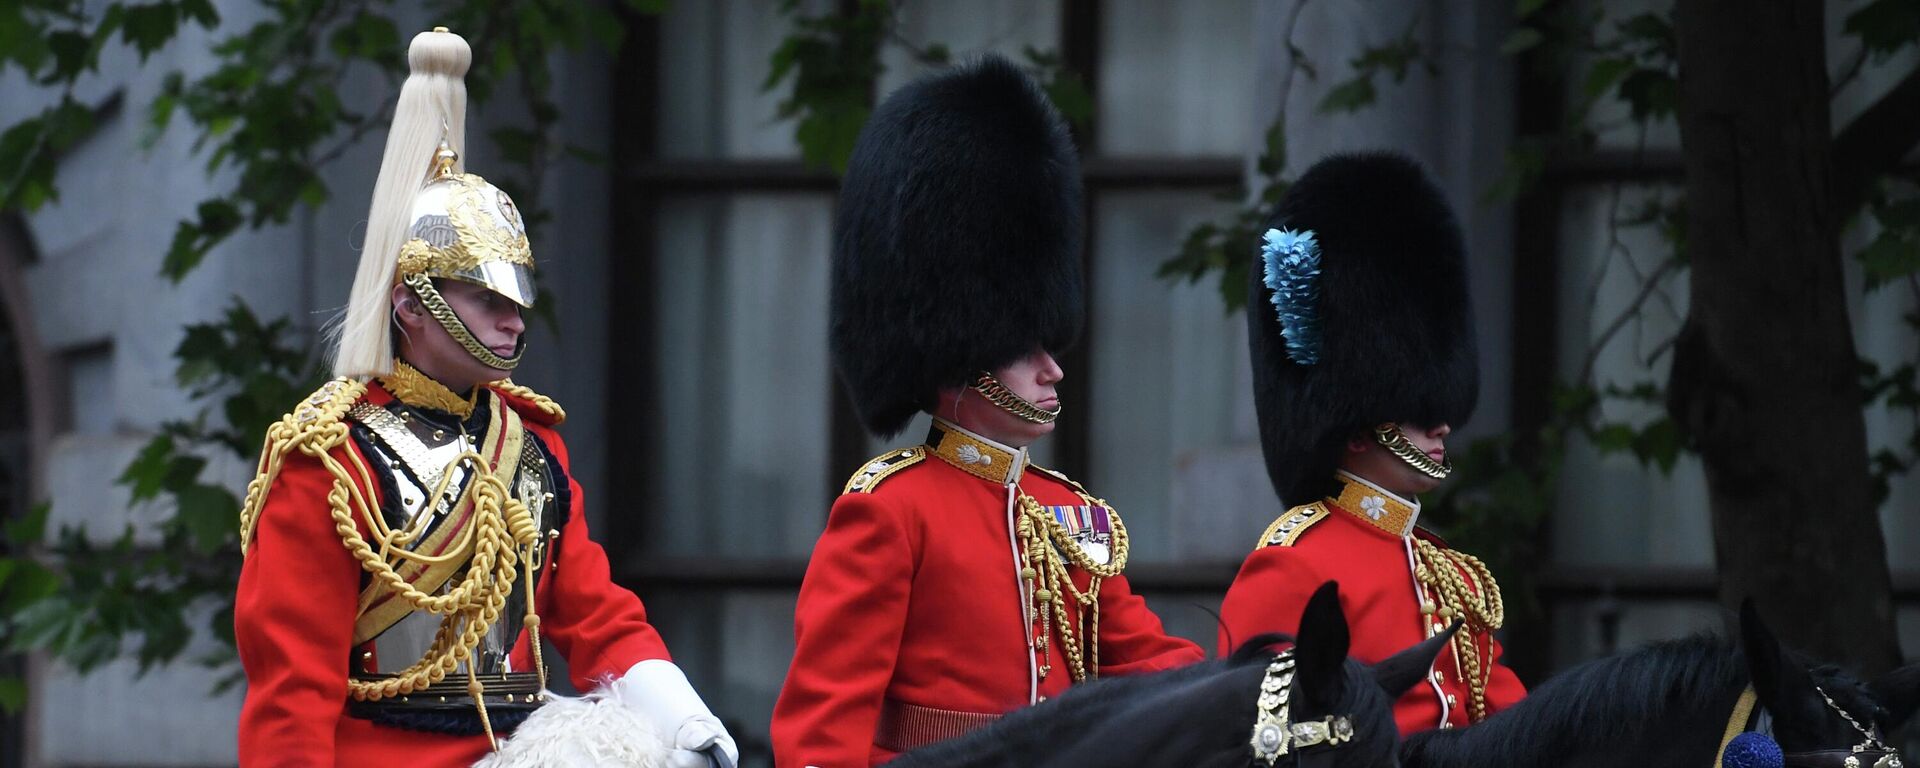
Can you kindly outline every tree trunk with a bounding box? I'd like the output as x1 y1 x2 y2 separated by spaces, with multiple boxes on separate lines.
1668 0 1899 675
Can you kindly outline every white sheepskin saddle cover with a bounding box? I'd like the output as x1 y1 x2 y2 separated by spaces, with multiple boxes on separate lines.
473 688 670 768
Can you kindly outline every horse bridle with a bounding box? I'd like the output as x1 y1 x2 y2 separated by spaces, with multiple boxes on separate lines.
1716 684 1905 768
1249 649 1356 767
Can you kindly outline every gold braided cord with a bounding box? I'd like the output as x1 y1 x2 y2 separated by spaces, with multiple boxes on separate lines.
236 380 544 733
489 379 566 425
1013 490 1130 683
1410 539 1504 722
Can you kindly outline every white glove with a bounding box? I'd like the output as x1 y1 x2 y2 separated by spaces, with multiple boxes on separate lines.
610 659 738 768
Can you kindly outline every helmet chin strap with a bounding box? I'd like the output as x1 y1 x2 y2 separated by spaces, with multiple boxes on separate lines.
403 273 525 372
972 371 1060 425
1373 423 1451 480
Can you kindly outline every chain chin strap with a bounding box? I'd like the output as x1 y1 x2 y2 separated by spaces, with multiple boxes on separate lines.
403 273 524 371
1374 423 1451 480
973 372 1060 425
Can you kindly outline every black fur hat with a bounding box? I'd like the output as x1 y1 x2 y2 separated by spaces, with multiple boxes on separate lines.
831 55 1085 437
1247 152 1479 507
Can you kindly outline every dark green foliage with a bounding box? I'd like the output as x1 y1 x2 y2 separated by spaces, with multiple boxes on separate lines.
0 0 653 691
765 1 1092 174
1317 20 1431 115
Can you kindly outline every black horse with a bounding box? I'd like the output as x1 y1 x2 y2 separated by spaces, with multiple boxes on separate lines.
1401 601 1920 768
892 581 1452 768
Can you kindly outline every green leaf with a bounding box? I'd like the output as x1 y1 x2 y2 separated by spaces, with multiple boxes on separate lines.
489 127 541 166
172 483 237 552
4 501 49 544
117 435 176 503
1042 70 1094 133
1618 13 1675 57
1499 27 1543 56
1632 418 1683 473
44 30 93 80
0 677 24 715
1515 0 1549 18
143 71 184 149
121 2 181 62
1483 141 1546 203
1859 231 1920 292
0 562 59 614
8 598 78 653
1590 423 1636 454
1844 0 1920 59
162 221 207 281
625 0 671 12
1618 68 1678 121
1583 57 1634 100
1318 76 1377 113
0 6 51 77
328 11 399 62
178 0 220 29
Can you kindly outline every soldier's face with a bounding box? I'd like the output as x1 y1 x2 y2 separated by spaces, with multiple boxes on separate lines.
945 348 1065 448
393 280 526 391
1342 422 1451 497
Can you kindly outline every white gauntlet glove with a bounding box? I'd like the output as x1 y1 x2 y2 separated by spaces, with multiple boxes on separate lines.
611 659 738 768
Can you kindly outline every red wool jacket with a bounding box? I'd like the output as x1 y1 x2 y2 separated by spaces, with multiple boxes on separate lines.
234 382 669 766
1217 473 1525 736
772 421 1203 767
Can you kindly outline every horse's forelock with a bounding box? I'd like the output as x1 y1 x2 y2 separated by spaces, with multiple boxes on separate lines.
1231 632 1296 664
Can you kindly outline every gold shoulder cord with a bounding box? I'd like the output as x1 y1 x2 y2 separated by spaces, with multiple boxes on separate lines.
1014 486 1129 683
491 378 566 424
238 378 547 748
1409 539 1504 722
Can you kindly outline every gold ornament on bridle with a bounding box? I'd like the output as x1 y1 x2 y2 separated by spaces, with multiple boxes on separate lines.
973 371 1060 425
1248 648 1356 765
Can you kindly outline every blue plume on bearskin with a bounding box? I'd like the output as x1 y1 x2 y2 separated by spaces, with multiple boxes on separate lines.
1247 152 1479 507
1261 227 1323 365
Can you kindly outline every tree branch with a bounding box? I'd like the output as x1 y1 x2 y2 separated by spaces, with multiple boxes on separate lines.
1832 61 1920 216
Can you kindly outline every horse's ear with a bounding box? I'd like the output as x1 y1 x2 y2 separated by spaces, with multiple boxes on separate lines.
1870 662 1920 729
1293 581 1351 712
1741 599 1819 719
1375 620 1459 698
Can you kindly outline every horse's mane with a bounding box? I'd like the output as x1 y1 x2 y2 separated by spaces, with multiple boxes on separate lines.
894 633 1406 768
887 655 1260 768
1403 632 1745 765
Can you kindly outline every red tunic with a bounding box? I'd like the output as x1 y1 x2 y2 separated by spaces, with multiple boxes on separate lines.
234 382 669 767
1216 474 1525 736
772 421 1203 767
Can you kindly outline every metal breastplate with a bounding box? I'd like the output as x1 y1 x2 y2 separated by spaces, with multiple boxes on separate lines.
348 400 553 677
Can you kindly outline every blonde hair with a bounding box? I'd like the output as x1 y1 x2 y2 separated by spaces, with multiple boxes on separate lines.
330 29 472 379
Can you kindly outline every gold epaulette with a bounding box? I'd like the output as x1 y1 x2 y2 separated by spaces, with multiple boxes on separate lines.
238 377 367 553
490 378 565 425
842 447 926 494
1255 501 1331 550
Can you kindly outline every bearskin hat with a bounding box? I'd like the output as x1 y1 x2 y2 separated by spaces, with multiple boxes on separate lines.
831 55 1085 436
1248 152 1479 507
